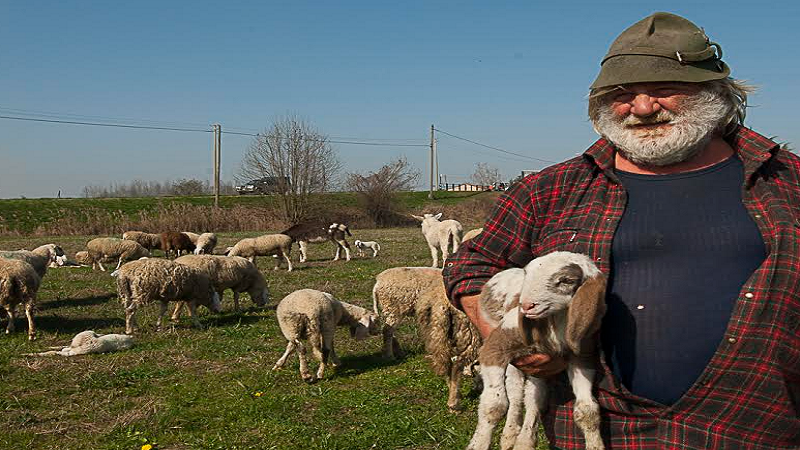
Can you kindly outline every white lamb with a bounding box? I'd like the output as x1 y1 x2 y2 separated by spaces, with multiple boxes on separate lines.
272 289 378 382
467 252 607 450
226 233 293 272
411 213 463 267
25 330 134 356
354 239 380 258
193 232 218 255
0 258 40 340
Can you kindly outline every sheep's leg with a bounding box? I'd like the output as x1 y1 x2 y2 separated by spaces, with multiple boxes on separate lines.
337 241 351 261
115 256 124 271
4 306 16 334
296 340 314 382
568 362 604 450
372 246 378 258
24 302 35 341
499 366 526 449
187 302 204 329
315 332 333 379
447 361 464 412
513 376 548 450
441 244 450 266
232 291 240 311
282 252 293 272
381 322 399 359
299 241 308 262
272 340 297 370
170 301 190 321
97 260 106 272
429 244 439 268
125 304 137 335
156 301 169 331
467 365 509 450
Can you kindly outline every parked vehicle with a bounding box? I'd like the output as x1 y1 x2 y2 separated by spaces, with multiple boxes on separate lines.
235 176 291 195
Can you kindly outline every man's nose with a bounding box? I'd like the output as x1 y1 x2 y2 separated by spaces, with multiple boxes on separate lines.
629 93 662 117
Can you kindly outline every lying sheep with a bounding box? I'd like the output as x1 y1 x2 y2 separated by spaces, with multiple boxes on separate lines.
411 213 463 267
372 266 481 411
0 243 66 279
161 232 195 258
115 258 222 334
0 258 40 340
172 255 269 317
122 231 162 251
461 227 483 243
226 233 293 272
193 232 218 255
280 222 353 262
24 330 134 356
354 239 380 258
272 289 378 382
467 252 607 450
86 238 150 271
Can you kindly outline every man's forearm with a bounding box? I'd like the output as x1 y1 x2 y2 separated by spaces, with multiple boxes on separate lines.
459 293 495 339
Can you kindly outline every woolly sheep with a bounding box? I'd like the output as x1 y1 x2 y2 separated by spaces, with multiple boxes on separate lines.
372 266 481 411
122 231 162 251
0 258 40 340
280 222 353 262
24 330 134 356
0 243 66 279
272 289 378 382
353 239 380 258
86 237 150 271
461 227 483 243
161 232 194 258
115 258 222 334
411 213 463 267
226 233 293 272
182 231 200 244
467 252 607 450
193 232 218 255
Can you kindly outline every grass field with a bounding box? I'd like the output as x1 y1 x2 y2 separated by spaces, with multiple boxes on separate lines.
0 227 549 450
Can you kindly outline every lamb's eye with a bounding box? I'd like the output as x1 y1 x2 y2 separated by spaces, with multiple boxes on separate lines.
558 277 578 285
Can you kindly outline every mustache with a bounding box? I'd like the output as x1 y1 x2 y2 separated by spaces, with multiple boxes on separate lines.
620 109 676 127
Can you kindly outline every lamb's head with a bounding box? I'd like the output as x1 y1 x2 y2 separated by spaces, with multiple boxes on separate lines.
411 213 443 233
354 239 363 248
35 244 67 266
350 311 380 341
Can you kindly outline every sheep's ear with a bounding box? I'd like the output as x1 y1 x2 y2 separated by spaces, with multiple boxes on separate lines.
566 274 607 356
434 213 443 220
411 214 424 222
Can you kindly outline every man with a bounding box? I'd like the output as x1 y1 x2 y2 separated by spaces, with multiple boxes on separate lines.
443 12 800 449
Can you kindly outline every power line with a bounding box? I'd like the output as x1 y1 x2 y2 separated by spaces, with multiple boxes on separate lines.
221 130 428 147
0 106 212 129
0 115 212 133
434 127 557 164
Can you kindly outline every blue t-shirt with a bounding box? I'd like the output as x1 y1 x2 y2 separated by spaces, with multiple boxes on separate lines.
602 156 766 405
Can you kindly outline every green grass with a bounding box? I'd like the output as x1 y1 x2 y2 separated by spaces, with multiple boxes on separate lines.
0 228 547 450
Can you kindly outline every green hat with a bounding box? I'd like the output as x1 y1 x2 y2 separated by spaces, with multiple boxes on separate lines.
590 12 730 89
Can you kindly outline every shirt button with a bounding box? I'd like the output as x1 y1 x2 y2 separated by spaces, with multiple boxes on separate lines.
447 262 453 267
728 337 737 343
744 292 754 299
754 214 762 219
596 257 602 261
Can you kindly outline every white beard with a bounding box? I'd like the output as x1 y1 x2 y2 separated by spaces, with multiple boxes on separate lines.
592 88 732 167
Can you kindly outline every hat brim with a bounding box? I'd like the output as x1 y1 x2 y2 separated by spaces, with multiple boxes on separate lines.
590 54 730 90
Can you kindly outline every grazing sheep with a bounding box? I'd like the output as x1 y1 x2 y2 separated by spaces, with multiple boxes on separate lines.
24 330 134 356
172 255 269 317
161 232 195 258
122 231 162 251
0 243 66 279
86 238 150 272
115 258 222 334
372 266 481 411
462 227 483 243
354 239 381 258
74 251 93 267
182 231 200 245
411 213 463 267
272 289 378 382
193 232 218 255
226 234 293 272
280 222 353 262
0 258 40 340
467 252 607 450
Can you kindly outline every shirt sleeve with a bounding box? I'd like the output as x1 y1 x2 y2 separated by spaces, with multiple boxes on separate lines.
442 179 536 309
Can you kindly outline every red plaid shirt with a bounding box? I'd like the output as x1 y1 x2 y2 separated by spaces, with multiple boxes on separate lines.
443 127 800 449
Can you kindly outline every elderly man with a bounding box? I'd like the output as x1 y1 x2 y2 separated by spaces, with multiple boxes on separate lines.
443 12 800 449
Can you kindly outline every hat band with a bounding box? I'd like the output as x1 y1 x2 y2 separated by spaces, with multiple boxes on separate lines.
602 41 722 65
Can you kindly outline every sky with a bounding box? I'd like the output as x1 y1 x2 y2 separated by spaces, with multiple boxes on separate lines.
2 1 799 198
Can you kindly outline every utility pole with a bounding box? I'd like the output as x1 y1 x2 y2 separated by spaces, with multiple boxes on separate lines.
213 124 221 208
429 124 435 199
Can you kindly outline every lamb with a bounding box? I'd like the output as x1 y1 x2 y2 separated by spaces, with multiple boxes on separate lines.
24 330 134 356
226 233 293 272
0 258 40 340
193 232 218 255
161 232 195 258
172 255 269 315
411 213 463 267
462 227 483 243
372 266 481 411
280 222 353 262
0 243 66 279
272 289 378 382
115 258 222 334
466 251 607 450
86 237 150 271
354 239 380 258
122 231 162 251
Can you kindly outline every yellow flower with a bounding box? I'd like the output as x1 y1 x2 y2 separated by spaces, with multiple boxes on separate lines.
141 445 153 450
254 392 263 397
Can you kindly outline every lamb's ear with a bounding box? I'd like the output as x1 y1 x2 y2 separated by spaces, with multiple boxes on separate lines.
434 213 443 220
566 274 607 355
411 214 424 222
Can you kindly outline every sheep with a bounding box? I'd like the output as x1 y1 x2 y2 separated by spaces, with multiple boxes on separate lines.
85 238 150 272
272 289 378 382
171 255 269 317
411 213 463 267
193 232 218 255
354 239 381 258
280 222 353 262
115 258 222 334
372 266 482 411
226 233 293 272
182 231 201 244
122 231 162 251
161 232 195 258
0 243 66 279
466 251 607 450
0 258 40 340
462 227 483 243
24 330 134 356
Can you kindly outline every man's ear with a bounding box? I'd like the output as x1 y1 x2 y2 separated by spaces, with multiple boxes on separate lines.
566 274 607 355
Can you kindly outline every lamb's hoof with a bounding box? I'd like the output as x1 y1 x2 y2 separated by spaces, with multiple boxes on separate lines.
447 403 464 413
302 375 316 383
28 334 36 341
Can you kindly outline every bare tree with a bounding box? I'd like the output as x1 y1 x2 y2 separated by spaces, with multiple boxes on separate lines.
347 158 420 227
470 162 502 186
240 115 341 223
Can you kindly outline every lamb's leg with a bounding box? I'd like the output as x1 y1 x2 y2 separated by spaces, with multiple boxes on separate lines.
282 252 293 272
4 306 15 334
125 304 137 335
429 244 439 268
513 376 548 450
372 246 378 258
467 365 509 450
232 291 240 311
338 241 351 261
272 340 297 370
499 366 526 449
447 361 464 412
115 256 124 271
568 362 604 450
24 302 35 341
97 261 106 272
381 321 398 359
441 243 450 266
187 302 203 329
156 301 168 331
299 241 308 262
296 340 314 382
315 332 334 379
170 301 187 321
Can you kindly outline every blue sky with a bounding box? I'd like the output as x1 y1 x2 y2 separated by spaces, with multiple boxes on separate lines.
2 1 799 198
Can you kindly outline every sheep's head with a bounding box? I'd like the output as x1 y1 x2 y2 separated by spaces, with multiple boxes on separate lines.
351 312 379 341
251 285 270 307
